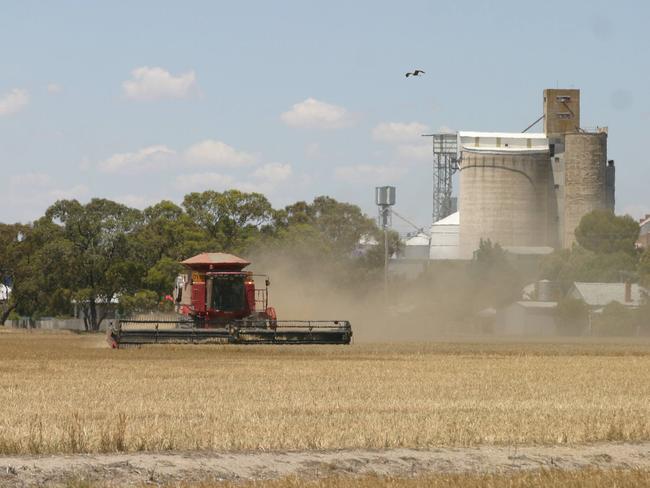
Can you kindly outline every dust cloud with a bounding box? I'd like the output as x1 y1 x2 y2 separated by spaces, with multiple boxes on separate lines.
247 252 471 342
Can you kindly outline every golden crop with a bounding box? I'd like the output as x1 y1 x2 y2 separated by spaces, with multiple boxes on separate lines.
0 329 649 455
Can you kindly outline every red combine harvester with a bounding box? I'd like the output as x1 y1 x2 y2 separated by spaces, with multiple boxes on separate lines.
107 252 352 347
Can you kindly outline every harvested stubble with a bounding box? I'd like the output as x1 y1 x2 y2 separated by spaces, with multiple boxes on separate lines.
180 469 650 488
59 469 650 488
0 329 649 454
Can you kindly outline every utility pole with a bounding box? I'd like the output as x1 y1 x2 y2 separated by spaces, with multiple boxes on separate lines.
375 186 395 299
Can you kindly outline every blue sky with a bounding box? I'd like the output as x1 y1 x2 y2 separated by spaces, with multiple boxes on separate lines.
1 0 649 232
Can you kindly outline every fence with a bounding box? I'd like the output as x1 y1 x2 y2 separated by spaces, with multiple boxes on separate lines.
9 317 92 331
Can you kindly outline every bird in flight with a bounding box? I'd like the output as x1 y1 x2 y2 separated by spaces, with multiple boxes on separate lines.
405 69 425 78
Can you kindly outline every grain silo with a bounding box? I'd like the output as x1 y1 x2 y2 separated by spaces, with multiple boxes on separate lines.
562 130 608 247
458 132 552 258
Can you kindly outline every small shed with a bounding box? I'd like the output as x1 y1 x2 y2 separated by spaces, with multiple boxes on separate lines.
495 301 558 336
403 232 430 259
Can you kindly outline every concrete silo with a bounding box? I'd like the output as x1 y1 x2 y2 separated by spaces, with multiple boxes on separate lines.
458 132 552 257
562 131 609 247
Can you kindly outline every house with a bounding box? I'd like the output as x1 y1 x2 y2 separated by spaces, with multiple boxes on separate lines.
568 282 646 310
0 284 10 303
494 281 648 337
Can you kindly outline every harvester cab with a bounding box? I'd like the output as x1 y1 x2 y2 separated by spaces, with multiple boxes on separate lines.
107 252 352 348
173 253 276 324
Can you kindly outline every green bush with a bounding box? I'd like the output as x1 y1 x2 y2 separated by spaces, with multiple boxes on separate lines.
593 301 638 336
556 297 589 335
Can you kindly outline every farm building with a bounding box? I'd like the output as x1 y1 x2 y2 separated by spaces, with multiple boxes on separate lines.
568 282 646 310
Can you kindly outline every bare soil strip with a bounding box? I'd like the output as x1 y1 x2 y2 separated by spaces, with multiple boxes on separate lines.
1 442 649 487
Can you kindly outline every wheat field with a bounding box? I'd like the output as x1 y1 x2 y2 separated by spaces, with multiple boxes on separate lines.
0 329 649 455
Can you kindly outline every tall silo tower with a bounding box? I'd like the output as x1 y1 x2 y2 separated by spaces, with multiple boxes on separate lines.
543 88 580 248
563 130 609 247
542 88 615 247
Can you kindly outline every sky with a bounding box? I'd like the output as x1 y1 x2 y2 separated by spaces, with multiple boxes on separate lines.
1 0 649 233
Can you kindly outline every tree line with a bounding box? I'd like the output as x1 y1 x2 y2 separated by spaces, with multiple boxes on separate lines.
0 190 399 330
2 195 648 335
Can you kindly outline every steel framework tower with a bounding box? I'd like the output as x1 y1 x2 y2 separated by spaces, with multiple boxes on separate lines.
424 133 459 223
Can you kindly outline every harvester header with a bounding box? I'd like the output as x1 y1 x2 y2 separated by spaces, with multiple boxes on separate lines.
107 252 352 348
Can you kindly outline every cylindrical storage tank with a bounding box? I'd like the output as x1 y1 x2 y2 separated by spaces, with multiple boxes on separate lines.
459 150 552 258
535 279 558 302
563 132 607 248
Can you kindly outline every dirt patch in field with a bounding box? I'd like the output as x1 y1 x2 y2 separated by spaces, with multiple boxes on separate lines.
0 442 648 487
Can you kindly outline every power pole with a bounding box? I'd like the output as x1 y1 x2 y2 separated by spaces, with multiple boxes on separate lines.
375 186 395 299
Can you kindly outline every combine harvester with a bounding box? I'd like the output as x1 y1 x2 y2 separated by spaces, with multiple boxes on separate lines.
107 253 352 348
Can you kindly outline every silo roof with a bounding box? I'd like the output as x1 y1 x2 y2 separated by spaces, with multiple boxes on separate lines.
432 211 459 226
458 131 547 139
405 233 430 246
459 131 549 153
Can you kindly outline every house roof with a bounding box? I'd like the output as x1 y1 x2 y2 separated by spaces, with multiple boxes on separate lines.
571 282 646 307
516 301 557 309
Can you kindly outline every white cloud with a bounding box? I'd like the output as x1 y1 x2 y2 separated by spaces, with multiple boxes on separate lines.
253 163 292 182
176 172 235 191
46 83 63 94
10 172 54 187
334 164 407 183
98 145 176 173
8 172 87 200
114 194 159 209
372 122 429 143
122 66 197 101
281 98 352 129
396 143 431 162
48 184 89 201
621 203 650 220
3 172 89 223
177 162 293 195
306 142 321 158
185 140 256 167
0 88 29 116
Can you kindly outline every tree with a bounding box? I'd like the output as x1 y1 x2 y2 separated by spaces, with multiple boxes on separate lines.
469 239 521 310
0 223 31 323
594 301 638 336
575 210 639 255
541 247 638 288
118 290 160 316
278 196 379 255
42 199 143 330
555 297 589 335
639 249 650 288
134 200 213 266
182 190 274 251
143 257 183 297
